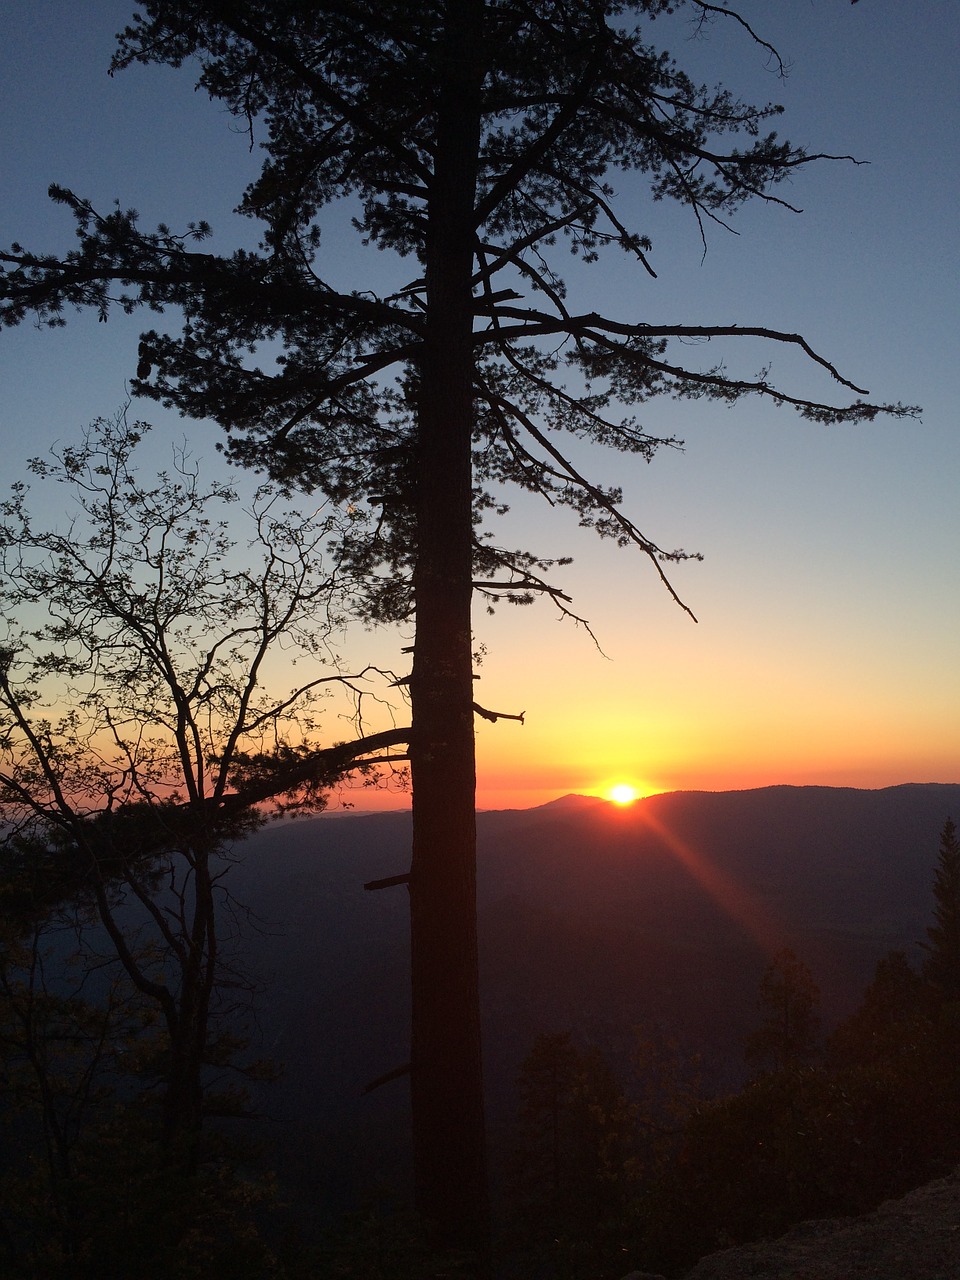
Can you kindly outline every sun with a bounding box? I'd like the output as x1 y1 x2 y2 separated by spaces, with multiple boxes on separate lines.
608 783 640 806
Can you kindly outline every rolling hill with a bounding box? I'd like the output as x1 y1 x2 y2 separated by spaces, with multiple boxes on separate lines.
223 782 959 1207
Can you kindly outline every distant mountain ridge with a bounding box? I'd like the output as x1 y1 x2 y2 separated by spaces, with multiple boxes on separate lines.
226 782 959 1205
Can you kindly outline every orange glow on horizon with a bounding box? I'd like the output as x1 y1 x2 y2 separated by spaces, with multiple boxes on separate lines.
586 776 665 806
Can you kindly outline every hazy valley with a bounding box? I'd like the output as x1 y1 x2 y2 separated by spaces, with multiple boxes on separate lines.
226 782 960 1208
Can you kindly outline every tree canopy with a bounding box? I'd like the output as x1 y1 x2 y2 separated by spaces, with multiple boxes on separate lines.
923 819 960 1001
0 1 913 613
745 947 822 1074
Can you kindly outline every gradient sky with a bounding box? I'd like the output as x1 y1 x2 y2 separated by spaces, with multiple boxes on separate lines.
1 2 957 811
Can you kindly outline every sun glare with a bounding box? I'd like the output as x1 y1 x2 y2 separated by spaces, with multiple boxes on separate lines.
609 783 639 806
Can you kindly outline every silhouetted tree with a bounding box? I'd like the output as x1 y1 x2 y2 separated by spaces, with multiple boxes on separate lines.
0 413 408 1177
0 892 154 1267
821 950 952 1208
0 2 916 1254
829 949 932 1070
744 948 821 1074
507 1031 637 1274
923 819 960 1001
627 1022 703 1178
511 1032 583 1221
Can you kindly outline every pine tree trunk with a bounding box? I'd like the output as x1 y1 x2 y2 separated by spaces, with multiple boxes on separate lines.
408 0 488 1255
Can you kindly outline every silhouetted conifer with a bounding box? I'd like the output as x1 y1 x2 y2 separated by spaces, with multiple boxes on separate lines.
744 948 821 1074
923 819 960 1000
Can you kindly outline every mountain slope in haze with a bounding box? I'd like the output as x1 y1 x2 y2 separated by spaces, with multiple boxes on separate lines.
477 783 958 1103
226 783 958 1200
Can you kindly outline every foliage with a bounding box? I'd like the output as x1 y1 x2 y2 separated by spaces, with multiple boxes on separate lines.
0 906 281 1277
502 920 960 1273
509 1032 637 1233
645 944 960 1270
0 409 401 833
744 947 822 1074
829 949 934 1070
504 1026 706 1278
0 4 916 614
627 1022 704 1175
0 909 150 1269
922 818 960 1000
504 1032 634 1277
0 413 408 1270
0 1111 281 1279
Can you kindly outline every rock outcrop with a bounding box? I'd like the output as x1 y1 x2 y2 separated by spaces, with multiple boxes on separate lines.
680 1168 960 1279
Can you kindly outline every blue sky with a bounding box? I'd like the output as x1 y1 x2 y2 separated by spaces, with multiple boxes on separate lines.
1 1 957 807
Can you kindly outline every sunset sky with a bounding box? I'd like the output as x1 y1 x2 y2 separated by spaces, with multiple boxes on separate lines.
1 2 957 811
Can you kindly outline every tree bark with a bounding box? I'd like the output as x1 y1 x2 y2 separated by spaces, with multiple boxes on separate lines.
408 0 488 1255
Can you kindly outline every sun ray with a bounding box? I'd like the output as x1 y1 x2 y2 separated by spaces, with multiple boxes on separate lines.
634 806 788 957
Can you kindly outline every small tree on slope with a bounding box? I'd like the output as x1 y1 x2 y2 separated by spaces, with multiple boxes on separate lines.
923 819 960 1002
0 412 408 1176
745 948 822 1075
